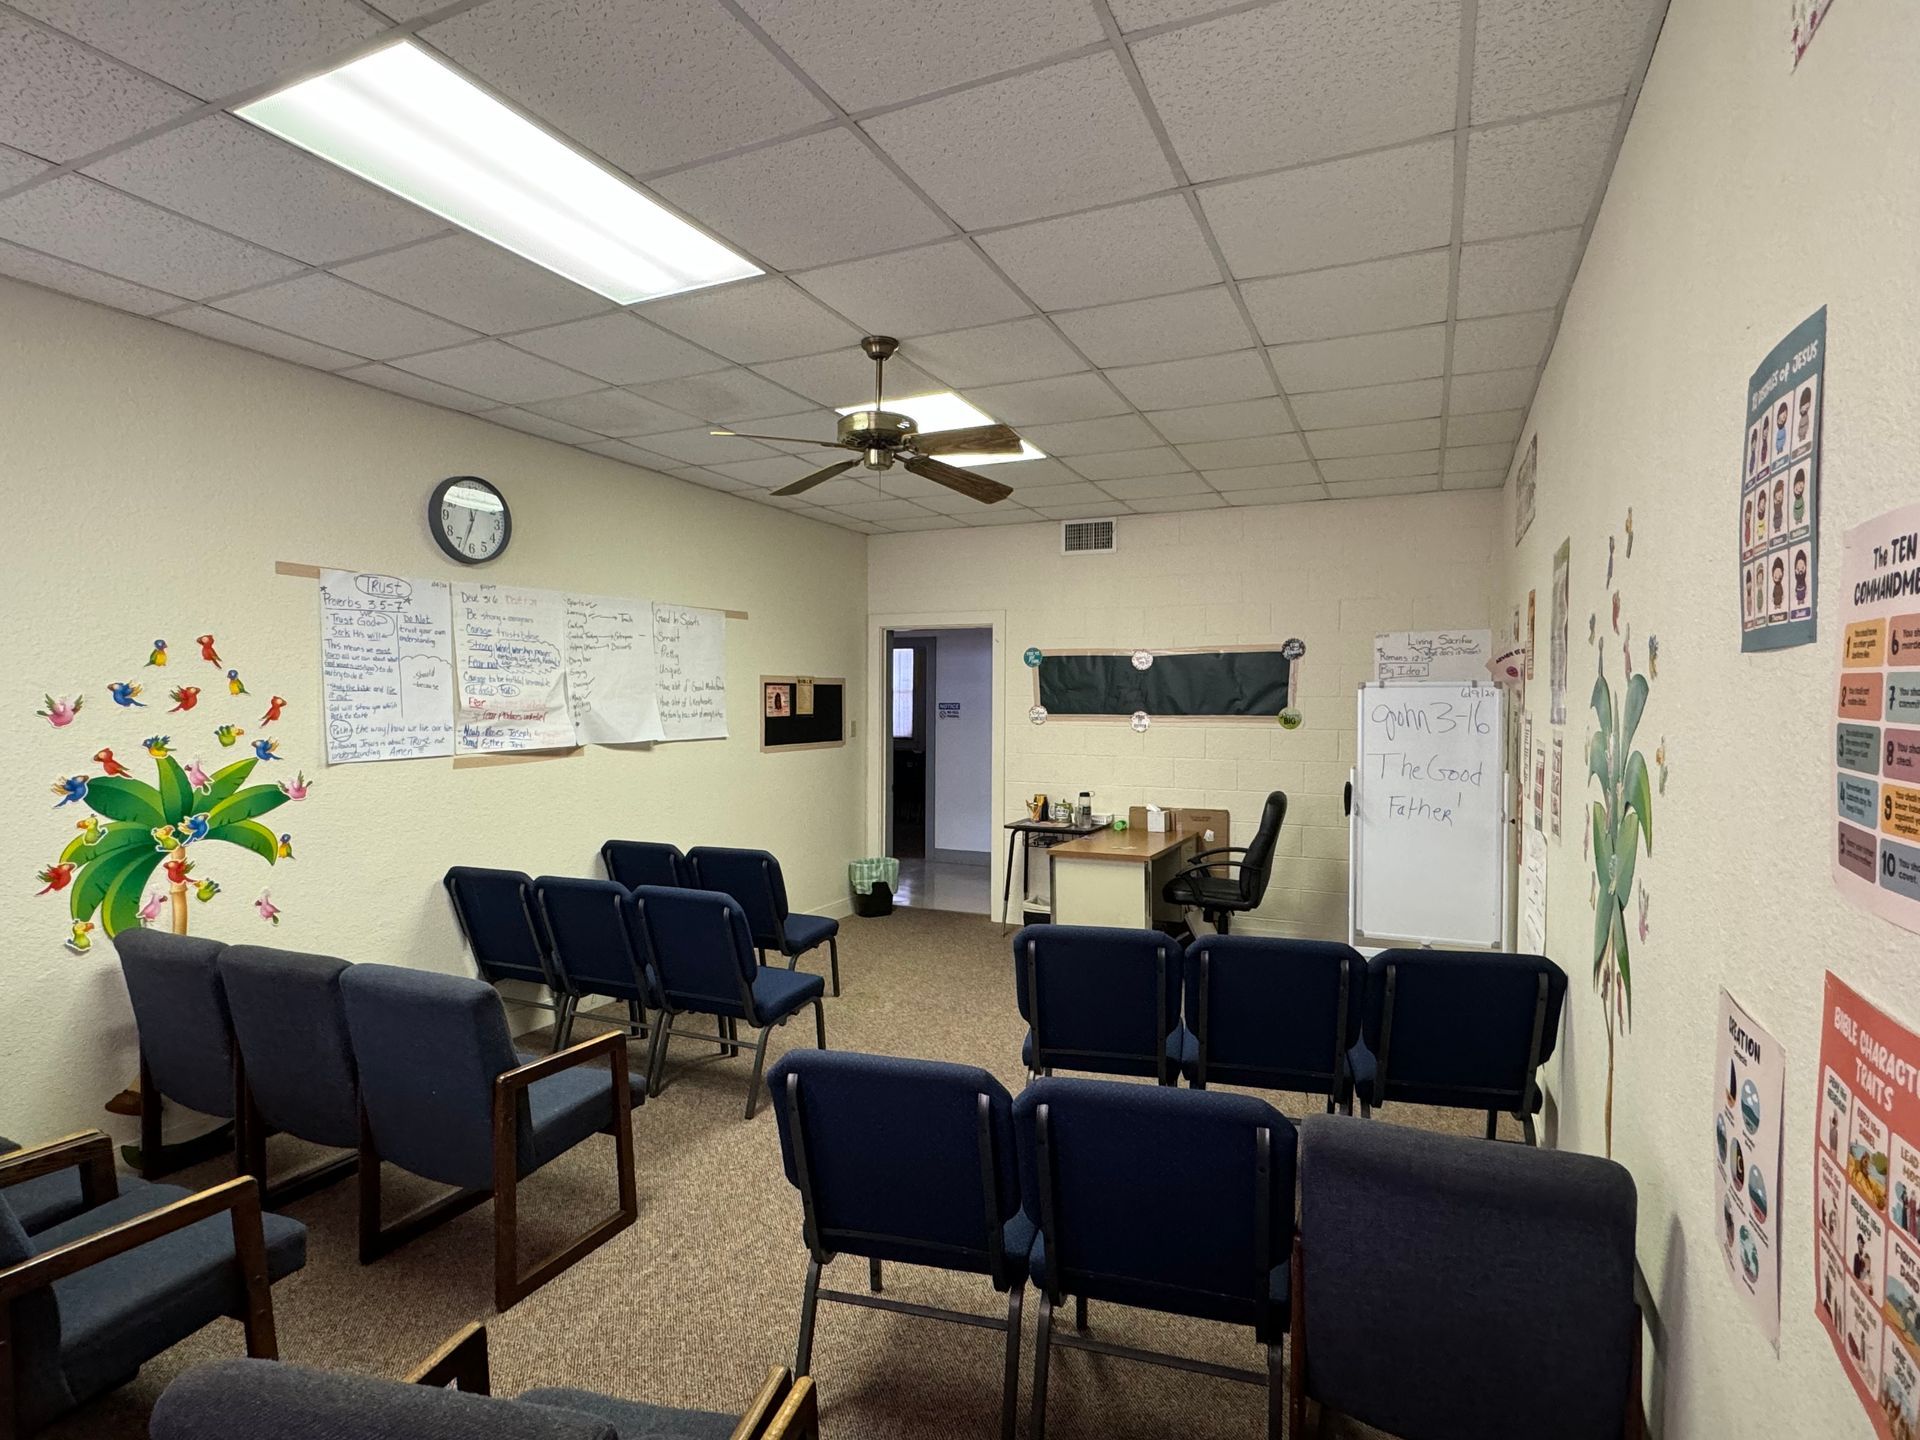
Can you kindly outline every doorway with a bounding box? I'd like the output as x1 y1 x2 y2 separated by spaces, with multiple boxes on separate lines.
885 627 993 914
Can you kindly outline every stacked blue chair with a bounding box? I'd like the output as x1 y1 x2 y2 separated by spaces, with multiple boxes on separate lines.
1290 1114 1642 1439
114 930 242 1180
443 866 570 1051
766 1050 1028 1440
632 886 827 1120
1183 935 1366 1111
340 963 640 1310
532 877 657 1051
1014 1079 1295 1438
1359 949 1567 1144
600 840 690 890
687 847 840 997
1012 925 1188 1084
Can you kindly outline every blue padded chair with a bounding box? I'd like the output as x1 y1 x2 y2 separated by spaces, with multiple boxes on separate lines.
767 1050 1028 1440
1013 1079 1295 1439
443 866 572 1051
1290 1114 1642 1440
113 930 241 1181
0 1140 87 1236
1359 949 1568 1145
0 1130 304 1439
686 847 840 997
219 946 361 1205
532 877 658 1051
1011 925 1188 1084
600 840 689 891
339 964 639 1311
1183 936 1366 1111
631 886 827 1120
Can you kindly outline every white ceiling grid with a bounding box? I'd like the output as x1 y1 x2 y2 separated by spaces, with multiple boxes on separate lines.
0 0 1667 533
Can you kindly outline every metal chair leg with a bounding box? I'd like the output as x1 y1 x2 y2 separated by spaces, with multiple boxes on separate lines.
869 1257 883 1292
813 999 827 1050
1031 1291 1054 1440
1485 1110 1499 1140
795 1256 822 1373
1266 1342 1285 1440
826 937 840 997
645 1018 670 1098
1522 1111 1538 1146
1074 1294 1088 1332
742 1026 774 1120
1000 1284 1025 1440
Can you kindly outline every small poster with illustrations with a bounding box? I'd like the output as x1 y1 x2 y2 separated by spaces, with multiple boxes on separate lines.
1715 988 1785 1347
1739 307 1823 652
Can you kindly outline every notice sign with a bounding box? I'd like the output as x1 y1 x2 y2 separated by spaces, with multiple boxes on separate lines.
1740 307 1824 651
1717 989 1785 1347
1813 973 1920 1436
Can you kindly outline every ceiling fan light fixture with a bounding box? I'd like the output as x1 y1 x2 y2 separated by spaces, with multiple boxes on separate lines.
834 391 1044 467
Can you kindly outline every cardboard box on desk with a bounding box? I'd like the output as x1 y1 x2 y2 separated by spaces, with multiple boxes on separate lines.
1129 804 1170 832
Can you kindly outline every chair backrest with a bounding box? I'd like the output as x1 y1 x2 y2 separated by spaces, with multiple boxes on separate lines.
685 846 788 949
1236 790 1287 904
1011 924 1183 1082
531 877 652 1006
114 929 236 1119
1013 1079 1295 1334
1184 935 1364 1094
766 1050 1020 1280
631 886 760 1022
600 840 688 890
1361 949 1567 1113
1297 1114 1639 1440
0 1190 71 1433
339 964 529 1190
443 867 552 989
220 946 359 1150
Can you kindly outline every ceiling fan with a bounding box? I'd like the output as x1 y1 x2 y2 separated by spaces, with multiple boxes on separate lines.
711 335 1018 503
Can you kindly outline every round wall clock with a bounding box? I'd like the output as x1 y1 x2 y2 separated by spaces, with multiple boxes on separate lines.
429 476 511 564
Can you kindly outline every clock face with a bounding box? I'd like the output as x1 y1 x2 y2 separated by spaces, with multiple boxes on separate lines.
430 476 511 564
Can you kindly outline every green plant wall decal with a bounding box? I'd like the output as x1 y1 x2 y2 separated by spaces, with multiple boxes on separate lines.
1588 664 1653 1158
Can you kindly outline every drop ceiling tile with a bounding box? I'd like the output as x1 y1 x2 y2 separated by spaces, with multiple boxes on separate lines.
1105 349 1274 411
479 405 603 445
1463 103 1620 241
1445 409 1524 445
584 439 682 470
1327 475 1443 499
392 341 602 405
650 129 949 272
880 515 964 531
963 372 1128 427
1022 414 1163 456
1126 492 1229 513
507 311 726 385
636 427 779 465
1451 310 1555 372
1026 498 1121 520
1108 0 1244 29
1443 468 1507 490
832 499 939 524
958 506 1045 527
522 388 698 437
1472 0 1663 124
162 305 363 369
1098 472 1211 501
1304 419 1444 458
639 279 859 365
0 177 303 298
334 235 611 335
0 146 50 188
1009 481 1110 507
1066 447 1190 480
795 240 1029 337
217 273 476 357
1143 397 1295 444
721 409 847 453
0 11 199 161
985 456 1084 488
364 0 443 18
1242 251 1451 346
915 488 1012 516
1176 434 1310 470
863 53 1174 230
1456 227 1582 318
906 318 1086 390
339 362 495 413
666 464 756 492
636 366 813 422
750 350 939 408
828 517 889 533
1447 365 1539 413
423 0 828 176
737 0 1103 111
704 454 831 487
1053 287 1253 368
1290 378 1444 429
975 194 1220 311
1445 442 1517 472
1133 0 1462 181
1268 326 1446 393
84 116 446 266
788 476 882 507
1225 486 1323 506
1319 451 1440 482
1203 462 1321 491
0 237 182 313
11 0 384 99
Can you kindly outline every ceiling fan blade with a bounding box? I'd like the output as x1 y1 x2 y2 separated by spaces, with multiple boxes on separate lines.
903 455 1014 504
710 428 851 448
913 423 1024 456
772 459 861 497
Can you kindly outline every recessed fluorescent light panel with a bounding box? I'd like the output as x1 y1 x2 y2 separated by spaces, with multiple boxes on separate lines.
835 391 1045 467
237 42 760 304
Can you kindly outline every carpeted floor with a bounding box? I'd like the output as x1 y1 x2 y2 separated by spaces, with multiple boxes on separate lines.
52 909 1495 1439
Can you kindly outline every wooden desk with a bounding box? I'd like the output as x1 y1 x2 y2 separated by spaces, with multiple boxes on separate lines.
1047 822 1203 929
1001 818 1101 927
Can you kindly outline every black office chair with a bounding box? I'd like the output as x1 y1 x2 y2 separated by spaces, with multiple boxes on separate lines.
1162 790 1287 935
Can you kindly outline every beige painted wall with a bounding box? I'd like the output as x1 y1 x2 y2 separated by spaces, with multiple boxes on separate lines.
4 277 868 1142
869 492 1500 936
1502 1 1920 1433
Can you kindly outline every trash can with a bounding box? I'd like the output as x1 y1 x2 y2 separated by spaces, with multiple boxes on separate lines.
848 857 899 917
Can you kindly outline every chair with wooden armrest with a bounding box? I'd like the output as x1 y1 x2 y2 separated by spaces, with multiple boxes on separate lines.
1162 790 1287 935
0 1131 304 1440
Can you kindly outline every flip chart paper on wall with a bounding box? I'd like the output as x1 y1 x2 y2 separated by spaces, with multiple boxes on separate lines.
1519 826 1548 953
564 593 663 744
453 582 577 753
652 603 728 741
318 569 456 764
1372 629 1494 682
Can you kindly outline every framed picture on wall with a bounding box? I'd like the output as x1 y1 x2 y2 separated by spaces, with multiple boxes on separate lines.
764 682 792 719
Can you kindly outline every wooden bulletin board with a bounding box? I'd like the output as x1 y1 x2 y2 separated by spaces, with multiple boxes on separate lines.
1032 646 1293 722
760 675 845 751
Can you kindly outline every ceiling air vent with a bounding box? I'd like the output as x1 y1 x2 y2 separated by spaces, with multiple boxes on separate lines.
1061 518 1116 555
